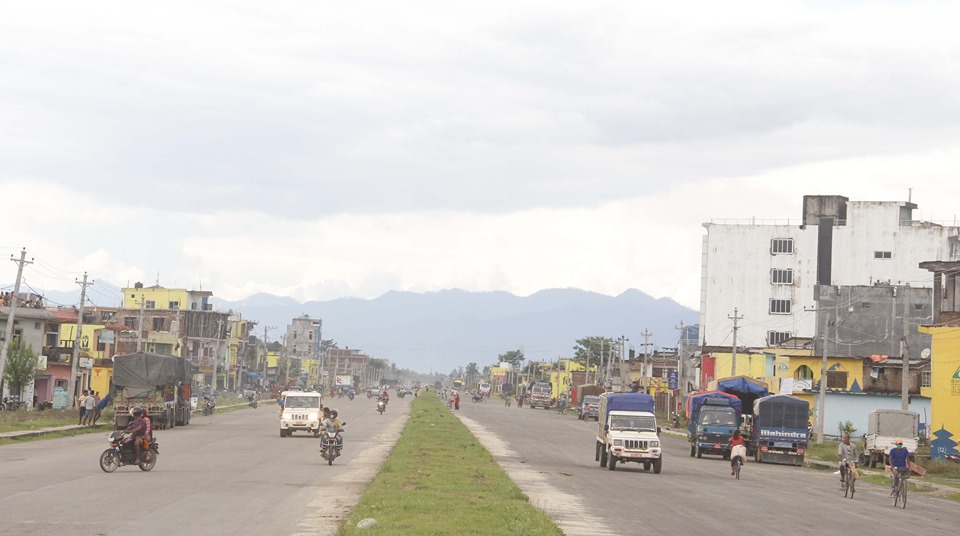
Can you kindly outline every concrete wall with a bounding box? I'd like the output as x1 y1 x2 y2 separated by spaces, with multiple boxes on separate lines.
918 325 960 459
816 392 931 438
701 199 960 348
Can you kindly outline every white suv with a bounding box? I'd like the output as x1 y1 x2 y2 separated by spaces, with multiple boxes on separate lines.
280 390 323 437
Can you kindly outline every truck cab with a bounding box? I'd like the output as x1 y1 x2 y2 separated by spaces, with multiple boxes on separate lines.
595 392 662 473
689 398 740 459
528 381 552 409
279 390 323 438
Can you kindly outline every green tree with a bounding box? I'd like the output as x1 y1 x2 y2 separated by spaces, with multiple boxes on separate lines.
465 362 479 387
320 339 338 353
3 341 40 399
572 336 615 366
497 349 524 368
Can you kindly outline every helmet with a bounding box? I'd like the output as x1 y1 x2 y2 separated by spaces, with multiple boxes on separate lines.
330 409 339 419
130 406 144 418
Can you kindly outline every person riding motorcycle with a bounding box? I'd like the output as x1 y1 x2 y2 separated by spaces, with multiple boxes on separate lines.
122 406 149 463
379 390 389 406
321 408 345 450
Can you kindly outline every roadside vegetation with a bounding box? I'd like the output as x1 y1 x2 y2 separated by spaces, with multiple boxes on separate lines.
336 391 563 536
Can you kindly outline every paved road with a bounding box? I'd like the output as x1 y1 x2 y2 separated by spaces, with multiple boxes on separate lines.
0 396 410 536
457 398 960 536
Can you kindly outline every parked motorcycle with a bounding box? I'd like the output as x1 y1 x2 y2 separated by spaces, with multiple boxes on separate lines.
377 399 386 415
0 396 27 411
202 396 216 416
99 431 158 473
320 423 346 465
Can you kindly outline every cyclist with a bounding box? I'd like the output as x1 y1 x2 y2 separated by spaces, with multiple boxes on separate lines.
888 439 910 497
838 433 858 485
729 429 747 475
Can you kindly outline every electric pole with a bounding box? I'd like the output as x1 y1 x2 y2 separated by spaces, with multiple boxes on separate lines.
676 321 686 397
728 308 743 376
262 325 275 384
213 318 224 391
136 294 146 352
901 312 910 411
0 248 32 397
640 330 652 392
816 311 832 443
69 272 94 405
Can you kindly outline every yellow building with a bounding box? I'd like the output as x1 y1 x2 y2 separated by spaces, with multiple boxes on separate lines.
122 286 191 310
548 359 585 399
918 325 960 459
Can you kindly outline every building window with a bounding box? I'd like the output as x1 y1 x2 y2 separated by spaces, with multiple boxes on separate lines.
795 365 814 380
874 251 892 259
921 370 931 388
771 269 794 285
826 371 848 389
767 331 792 346
145 300 156 309
771 238 794 255
152 318 165 331
168 301 179 309
769 299 792 314
124 317 137 329
35 321 42 330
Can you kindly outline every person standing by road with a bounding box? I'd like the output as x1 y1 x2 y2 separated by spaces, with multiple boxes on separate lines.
77 390 88 425
454 392 460 410
82 391 97 425
838 434 858 485
92 393 111 425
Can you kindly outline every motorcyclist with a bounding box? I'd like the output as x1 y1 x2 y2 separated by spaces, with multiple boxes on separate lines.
123 406 149 463
379 390 389 405
321 408 345 450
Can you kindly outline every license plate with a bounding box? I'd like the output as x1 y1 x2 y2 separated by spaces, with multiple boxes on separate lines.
774 441 793 448
713 444 721 449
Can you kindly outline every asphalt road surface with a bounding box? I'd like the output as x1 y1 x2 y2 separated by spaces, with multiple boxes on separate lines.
0 396 410 536
456 397 960 536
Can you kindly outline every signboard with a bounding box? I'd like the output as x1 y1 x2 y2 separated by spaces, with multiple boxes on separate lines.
667 370 679 390
78 357 94 369
99 330 115 344
53 386 68 410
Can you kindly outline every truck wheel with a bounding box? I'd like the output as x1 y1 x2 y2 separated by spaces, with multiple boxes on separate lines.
595 442 601 462
600 446 608 468
643 461 651 471
754 449 760 463
652 457 662 474
608 455 617 471
722 451 730 461
695 445 702 459
689 443 695 457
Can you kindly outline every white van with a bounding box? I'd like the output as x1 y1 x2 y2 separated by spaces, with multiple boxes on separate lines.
478 382 491 396
279 390 323 438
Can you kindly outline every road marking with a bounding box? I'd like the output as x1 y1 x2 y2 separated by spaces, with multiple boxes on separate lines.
290 403 410 536
456 414 617 536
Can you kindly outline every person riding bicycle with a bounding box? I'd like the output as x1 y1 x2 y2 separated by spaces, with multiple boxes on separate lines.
838 433 859 484
888 439 910 497
728 429 747 475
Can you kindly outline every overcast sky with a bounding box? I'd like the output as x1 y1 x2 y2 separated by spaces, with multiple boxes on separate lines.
3 0 960 310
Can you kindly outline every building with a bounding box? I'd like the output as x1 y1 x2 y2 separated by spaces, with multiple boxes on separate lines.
700 195 960 348
1 305 57 401
918 260 960 459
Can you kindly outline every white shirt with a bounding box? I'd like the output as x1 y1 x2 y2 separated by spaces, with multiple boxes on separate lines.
84 396 97 410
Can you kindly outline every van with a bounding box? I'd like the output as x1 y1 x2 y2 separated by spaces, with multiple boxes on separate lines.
279 390 323 438
478 382 491 396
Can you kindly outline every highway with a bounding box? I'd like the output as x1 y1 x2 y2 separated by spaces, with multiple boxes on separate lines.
0 396 410 536
456 397 959 536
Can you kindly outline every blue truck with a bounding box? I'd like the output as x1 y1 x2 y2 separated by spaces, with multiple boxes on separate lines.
751 394 809 466
687 391 743 459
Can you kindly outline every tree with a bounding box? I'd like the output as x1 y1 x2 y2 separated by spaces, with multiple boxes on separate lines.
3 341 40 399
497 349 524 369
465 362 479 387
320 339 338 353
572 336 616 366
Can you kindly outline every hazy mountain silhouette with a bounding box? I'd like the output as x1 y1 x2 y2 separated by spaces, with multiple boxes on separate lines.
20 284 697 373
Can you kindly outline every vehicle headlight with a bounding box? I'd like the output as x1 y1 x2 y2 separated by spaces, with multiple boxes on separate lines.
613 439 623 446
650 441 660 448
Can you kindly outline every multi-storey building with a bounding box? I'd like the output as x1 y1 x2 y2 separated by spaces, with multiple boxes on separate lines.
700 195 960 349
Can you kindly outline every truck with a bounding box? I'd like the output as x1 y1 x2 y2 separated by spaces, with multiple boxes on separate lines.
860 409 919 468
528 381 553 409
595 392 662 473
112 351 192 430
752 394 809 465
714 375 769 444
686 391 743 459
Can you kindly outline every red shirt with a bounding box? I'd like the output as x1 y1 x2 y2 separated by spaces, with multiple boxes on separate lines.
730 436 745 447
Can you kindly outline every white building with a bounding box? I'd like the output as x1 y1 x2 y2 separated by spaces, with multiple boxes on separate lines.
285 315 321 359
699 195 960 348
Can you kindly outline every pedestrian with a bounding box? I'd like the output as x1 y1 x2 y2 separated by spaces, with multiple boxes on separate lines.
82 390 97 425
454 392 460 411
78 390 88 425
93 393 111 425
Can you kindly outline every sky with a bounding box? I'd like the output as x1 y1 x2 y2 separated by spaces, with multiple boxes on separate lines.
3 0 960 311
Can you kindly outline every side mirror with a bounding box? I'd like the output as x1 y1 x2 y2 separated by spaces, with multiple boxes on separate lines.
604 424 610 432
657 427 661 435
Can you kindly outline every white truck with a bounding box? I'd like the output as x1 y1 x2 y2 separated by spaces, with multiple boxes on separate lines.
595 392 663 473
860 409 920 467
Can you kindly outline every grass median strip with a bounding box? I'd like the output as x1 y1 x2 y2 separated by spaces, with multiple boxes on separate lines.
336 392 563 536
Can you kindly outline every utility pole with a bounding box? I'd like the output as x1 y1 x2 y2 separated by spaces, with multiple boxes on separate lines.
640 330 652 393
901 312 910 411
214 318 224 391
676 321 685 397
728 308 743 376
262 325 275 384
816 311 832 443
69 272 94 404
0 248 32 398
136 294 146 352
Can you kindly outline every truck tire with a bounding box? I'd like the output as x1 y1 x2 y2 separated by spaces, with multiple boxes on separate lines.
689 443 695 457
652 457 662 474
600 446 608 468
608 455 617 471
595 442 601 462
643 461 651 471
695 444 702 459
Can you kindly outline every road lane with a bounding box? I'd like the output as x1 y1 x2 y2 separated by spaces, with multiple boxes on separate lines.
457 398 959 535
0 396 410 536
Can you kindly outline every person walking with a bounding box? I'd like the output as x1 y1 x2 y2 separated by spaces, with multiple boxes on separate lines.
454 392 460 410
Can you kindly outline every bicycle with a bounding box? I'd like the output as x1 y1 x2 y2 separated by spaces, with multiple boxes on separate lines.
733 455 742 480
731 444 746 480
840 460 856 498
892 468 909 508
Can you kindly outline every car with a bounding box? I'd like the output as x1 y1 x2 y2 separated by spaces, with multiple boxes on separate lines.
279 390 323 438
578 395 601 420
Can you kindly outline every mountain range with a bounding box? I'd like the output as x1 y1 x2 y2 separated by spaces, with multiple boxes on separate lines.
21 285 698 373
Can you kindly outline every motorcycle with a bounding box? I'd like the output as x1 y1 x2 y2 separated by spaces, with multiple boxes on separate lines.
0 396 27 411
377 399 386 415
347 391 354 401
472 393 484 403
202 396 216 416
99 431 158 473
320 423 346 465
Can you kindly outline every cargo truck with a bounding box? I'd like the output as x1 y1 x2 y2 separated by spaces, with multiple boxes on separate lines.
686 391 742 459
860 409 919 468
112 351 193 430
752 394 809 465
595 392 662 473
